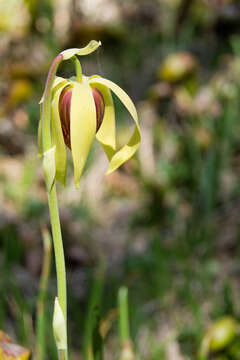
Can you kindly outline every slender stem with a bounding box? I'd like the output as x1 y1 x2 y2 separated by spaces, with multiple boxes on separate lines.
118 287 135 360
72 56 82 82
48 183 68 360
47 185 67 321
58 350 67 360
118 287 130 343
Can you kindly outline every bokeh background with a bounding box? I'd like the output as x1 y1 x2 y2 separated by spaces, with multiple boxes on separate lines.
1 0 240 359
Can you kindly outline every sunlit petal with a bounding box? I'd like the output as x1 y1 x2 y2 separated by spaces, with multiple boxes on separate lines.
70 82 96 187
88 77 141 174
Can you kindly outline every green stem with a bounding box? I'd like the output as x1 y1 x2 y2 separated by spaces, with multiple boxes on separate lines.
58 350 67 360
48 185 67 321
118 287 130 343
72 56 82 82
118 287 135 360
48 184 68 360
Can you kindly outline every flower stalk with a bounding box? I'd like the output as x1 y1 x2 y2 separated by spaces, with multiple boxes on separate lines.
40 52 68 360
40 41 104 360
71 56 82 83
39 40 140 359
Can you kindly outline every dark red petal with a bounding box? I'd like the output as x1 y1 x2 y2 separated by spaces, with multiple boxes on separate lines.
91 87 105 132
59 86 72 149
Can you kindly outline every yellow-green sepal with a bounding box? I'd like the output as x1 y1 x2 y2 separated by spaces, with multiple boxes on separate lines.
38 77 68 163
89 77 116 160
89 77 141 174
52 76 68 98
61 40 101 60
70 82 96 187
38 103 43 157
51 83 68 186
43 146 56 193
39 76 67 105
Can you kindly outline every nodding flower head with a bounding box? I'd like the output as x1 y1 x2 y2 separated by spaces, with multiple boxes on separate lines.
39 40 141 188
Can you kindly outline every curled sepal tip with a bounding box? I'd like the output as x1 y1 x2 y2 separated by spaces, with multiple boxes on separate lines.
53 297 67 351
60 40 101 60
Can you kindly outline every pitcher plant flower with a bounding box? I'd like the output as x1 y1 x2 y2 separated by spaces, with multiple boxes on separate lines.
39 40 141 188
38 40 140 360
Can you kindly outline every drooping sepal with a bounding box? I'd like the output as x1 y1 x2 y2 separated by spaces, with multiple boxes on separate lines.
43 146 56 193
70 82 96 187
51 83 69 186
89 78 116 161
38 103 43 157
88 77 141 174
39 76 68 105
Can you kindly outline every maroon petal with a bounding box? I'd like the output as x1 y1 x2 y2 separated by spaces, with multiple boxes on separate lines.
91 87 105 132
59 86 72 149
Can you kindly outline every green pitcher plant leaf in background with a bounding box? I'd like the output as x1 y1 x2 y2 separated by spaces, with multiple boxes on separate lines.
38 40 141 188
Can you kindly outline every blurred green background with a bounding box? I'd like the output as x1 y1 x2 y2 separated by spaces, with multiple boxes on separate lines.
1 0 240 359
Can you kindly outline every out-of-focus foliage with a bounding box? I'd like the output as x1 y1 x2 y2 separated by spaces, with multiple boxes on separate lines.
1 0 240 359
